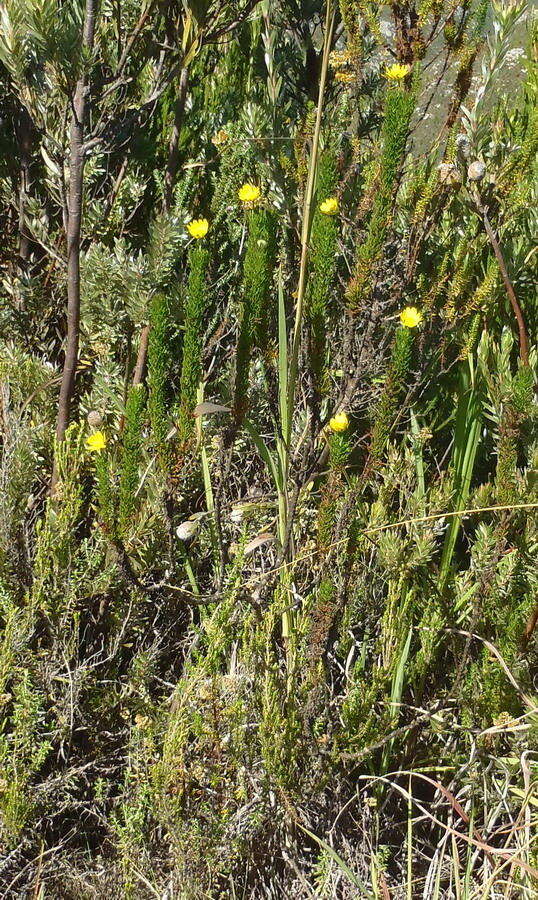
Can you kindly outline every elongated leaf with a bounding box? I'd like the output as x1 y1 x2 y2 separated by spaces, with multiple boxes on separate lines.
296 823 374 898
439 361 482 589
244 532 274 555
244 420 283 494
193 401 231 417
277 266 288 439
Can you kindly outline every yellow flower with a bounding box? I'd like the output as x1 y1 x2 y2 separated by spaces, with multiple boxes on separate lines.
329 49 352 69
211 129 228 147
238 183 261 204
335 70 355 84
319 197 339 215
329 411 349 433
399 306 423 328
187 218 209 239
86 431 107 453
384 63 411 81
134 714 151 729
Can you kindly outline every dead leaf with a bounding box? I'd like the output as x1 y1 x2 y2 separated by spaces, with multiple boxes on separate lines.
193 401 231 417
244 533 275 555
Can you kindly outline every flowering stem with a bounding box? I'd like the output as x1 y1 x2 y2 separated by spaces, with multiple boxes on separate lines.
52 0 98 492
179 544 200 598
279 1 334 665
196 382 219 566
285 1 335 456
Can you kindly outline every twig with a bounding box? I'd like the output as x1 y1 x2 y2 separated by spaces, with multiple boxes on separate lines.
472 188 529 367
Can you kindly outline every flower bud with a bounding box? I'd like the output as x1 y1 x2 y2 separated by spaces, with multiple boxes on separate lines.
230 506 245 525
87 409 103 427
176 520 198 542
467 160 486 182
455 134 471 158
438 163 461 187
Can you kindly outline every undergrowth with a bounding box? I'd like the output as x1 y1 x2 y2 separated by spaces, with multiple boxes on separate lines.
0 0 537 897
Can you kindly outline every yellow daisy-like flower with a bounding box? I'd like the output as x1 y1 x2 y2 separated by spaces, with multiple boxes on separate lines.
319 197 339 215
384 63 411 81
400 306 423 328
187 218 209 239
329 411 349 433
86 431 107 453
238 183 261 204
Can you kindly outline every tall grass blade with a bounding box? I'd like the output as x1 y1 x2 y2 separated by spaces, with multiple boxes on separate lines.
297 823 374 898
439 360 482 590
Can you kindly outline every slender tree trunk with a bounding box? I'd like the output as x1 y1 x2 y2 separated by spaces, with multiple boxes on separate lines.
163 67 189 211
55 0 98 449
132 324 150 387
16 107 34 269
118 324 150 433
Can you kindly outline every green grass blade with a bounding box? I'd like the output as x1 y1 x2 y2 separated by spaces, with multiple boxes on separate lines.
297 823 374 898
439 361 482 589
244 420 283 494
278 266 288 442
410 408 425 502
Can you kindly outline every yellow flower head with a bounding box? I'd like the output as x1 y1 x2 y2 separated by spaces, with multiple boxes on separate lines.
329 49 352 69
86 431 107 453
134 714 151 729
400 306 423 328
211 129 228 147
329 411 349 433
187 218 209 239
238 183 261 204
319 197 339 215
335 70 355 84
384 63 411 81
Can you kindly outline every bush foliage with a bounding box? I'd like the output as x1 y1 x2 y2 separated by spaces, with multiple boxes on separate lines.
0 0 537 896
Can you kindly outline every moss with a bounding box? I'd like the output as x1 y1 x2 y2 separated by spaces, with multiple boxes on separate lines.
178 245 209 443
370 326 414 461
118 384 146 536
347 84 415 309
148 294 173 465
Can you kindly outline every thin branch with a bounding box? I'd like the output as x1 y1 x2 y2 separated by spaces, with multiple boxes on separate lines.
472 188 530 367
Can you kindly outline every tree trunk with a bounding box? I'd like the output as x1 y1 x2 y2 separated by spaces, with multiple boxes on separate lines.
163 67 189 211
118 323 150 433
132 323 150 387
55 0 98 448
16 106 34 269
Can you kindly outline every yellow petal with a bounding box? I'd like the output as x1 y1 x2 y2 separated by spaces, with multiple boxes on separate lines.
238 183 261 203
384 63 411 81
187 218 209 239
319 197 339 215
329 412 349 433
399 306 423 328
86 431 107 453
